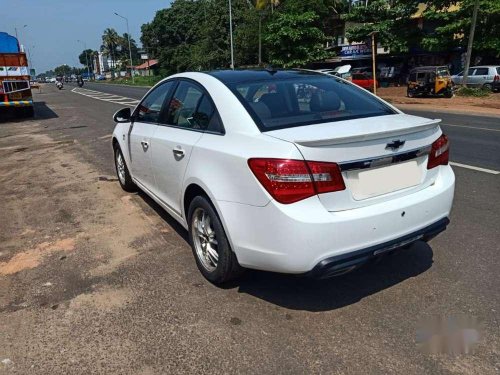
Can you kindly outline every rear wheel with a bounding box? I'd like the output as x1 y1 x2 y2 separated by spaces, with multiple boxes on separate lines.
483 83 493 91
188 196 243 285
407 89 415 98
114 146 137 192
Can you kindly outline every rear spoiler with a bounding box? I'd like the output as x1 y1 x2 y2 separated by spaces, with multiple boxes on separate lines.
294 119 441 147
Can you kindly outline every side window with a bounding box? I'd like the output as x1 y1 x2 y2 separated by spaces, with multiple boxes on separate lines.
135 82 173 123
164 81 224 133
474 68 488 76
409 73 417 81
166 81 203 128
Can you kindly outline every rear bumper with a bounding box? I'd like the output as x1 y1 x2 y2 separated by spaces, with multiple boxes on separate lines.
308 217 449 279
217 165 455 274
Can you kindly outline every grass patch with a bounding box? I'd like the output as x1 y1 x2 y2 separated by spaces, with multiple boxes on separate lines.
455 86 491 97
97 75 163 87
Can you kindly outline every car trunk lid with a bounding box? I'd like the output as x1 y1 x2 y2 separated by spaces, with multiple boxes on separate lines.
265 114 442 211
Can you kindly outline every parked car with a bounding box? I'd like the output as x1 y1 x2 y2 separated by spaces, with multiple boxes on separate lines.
352 72 379 91
112 69 455 284
316 65 353 81
451 66 500 91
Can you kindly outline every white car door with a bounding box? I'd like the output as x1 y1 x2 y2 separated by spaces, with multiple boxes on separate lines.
151 80 223 215
129 81 174 192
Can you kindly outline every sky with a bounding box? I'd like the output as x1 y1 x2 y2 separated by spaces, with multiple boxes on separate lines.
2 0 170 73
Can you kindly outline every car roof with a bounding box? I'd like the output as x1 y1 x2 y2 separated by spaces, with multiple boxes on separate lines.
470 65 500 68
206 69 324 84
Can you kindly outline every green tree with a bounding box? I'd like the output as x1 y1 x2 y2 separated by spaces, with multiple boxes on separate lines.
101 28 120 70
141 0 258 74
344 0 421 53
78 49 97 71
264 11 330 67
422 0 500 56
54 64 78 76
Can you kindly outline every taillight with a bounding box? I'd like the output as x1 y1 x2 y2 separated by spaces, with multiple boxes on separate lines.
494 75 500 82
427 134 449 169
248 158 345 204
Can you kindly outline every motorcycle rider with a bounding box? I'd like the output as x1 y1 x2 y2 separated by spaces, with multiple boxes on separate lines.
77 75 84 87
55 75 64 90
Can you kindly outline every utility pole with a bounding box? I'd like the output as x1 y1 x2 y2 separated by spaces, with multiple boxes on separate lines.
368 31 378 95
462 0 480 87
258 14 262 65
77 40 91 81
115 12 135 83
229 0 235 69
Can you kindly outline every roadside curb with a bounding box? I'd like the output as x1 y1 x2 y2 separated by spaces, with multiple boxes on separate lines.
392 104 500 119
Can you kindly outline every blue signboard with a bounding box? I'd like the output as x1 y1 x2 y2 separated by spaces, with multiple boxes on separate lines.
340 44 371 60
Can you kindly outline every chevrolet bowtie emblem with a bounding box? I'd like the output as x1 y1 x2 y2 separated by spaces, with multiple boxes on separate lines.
386 139 405 151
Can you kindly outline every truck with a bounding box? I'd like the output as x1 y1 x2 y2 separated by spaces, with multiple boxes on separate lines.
0 32 34 118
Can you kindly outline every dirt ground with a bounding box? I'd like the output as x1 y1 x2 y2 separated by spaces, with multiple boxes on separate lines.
0 121 181 374
378 86 500 116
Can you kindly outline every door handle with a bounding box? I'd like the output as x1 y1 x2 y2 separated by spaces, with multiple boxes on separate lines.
173 147 185 157
140 140 149 150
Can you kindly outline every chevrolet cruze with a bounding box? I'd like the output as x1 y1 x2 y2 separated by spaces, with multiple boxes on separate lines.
112 70 455 284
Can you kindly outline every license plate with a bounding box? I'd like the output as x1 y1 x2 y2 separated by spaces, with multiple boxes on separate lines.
347 160 422 200
9 92 22 100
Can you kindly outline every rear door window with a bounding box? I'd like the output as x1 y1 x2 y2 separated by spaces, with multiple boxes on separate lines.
474 68 489 76
164 81 224 133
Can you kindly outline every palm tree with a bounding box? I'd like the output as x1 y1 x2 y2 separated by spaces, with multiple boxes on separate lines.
101 28 120 72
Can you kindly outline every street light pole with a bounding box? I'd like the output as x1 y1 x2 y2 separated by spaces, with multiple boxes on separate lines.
14 25 28 50
77 40 91 81
228 0 235 69
114 12 135 83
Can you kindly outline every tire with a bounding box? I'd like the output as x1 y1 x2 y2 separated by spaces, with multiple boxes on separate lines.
407 89 414 98
444 90 453 98
482 83 492 91
188 195 243 284
114 146 137 192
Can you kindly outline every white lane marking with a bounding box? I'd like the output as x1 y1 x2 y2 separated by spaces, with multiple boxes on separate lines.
450 162 499 175
71 87 139 107
441 123 500 132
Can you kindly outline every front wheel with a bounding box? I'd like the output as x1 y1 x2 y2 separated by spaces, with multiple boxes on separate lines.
188 196 243 285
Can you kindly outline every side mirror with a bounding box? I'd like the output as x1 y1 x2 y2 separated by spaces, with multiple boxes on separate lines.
113 107 131 123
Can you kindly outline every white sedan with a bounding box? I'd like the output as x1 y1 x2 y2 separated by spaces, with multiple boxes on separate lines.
112 69 455 284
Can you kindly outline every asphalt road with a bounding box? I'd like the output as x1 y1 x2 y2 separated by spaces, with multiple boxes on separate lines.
83 82 500 171
0 84 499 374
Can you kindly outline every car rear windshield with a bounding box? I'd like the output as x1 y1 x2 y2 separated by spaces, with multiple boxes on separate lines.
228 75 395 131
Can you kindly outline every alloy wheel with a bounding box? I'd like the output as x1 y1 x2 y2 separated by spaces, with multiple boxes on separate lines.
191 207 219 272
